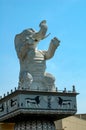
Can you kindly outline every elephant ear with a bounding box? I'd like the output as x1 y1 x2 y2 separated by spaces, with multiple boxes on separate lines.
14 34 22 58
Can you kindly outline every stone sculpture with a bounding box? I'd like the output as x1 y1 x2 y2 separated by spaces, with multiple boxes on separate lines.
0 21 78 130
14 20 60 91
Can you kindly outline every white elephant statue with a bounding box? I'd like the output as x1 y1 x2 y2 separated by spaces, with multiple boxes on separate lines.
14 20 60 91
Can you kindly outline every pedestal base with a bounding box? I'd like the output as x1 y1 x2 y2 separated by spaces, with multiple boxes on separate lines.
14 120 56 130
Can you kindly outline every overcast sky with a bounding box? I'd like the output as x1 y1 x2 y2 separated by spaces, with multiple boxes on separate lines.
0 0 86 114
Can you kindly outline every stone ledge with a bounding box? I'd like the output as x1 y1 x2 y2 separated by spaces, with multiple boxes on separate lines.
0 90 78 122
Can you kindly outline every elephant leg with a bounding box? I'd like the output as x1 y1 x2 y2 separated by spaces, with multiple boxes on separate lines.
18 72 33 90
44 72 55 91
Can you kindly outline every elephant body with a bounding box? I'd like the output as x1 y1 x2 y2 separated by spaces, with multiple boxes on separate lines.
14 20 60 91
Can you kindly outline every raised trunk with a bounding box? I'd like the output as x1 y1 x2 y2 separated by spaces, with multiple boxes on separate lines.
33 20 48 41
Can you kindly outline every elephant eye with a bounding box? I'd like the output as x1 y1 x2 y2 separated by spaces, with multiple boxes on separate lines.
35 39 38 42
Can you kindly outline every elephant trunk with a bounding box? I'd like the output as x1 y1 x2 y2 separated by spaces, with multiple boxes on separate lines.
33 20 48 41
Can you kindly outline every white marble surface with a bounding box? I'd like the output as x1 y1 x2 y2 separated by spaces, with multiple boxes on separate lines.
14 20 60 91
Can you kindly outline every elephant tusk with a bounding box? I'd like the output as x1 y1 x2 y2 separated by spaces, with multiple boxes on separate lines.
42 33 51 40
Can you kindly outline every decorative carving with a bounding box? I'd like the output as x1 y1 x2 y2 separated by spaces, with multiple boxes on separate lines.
14 20 60 91
57 97 72 107
10 99 17 107
25 96 40 107
0 104 4 112
14 120 56 130
47 96 51 108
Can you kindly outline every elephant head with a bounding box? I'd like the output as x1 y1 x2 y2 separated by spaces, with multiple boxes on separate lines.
15 20 48 50
24 20 48 43
14 20 49 59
